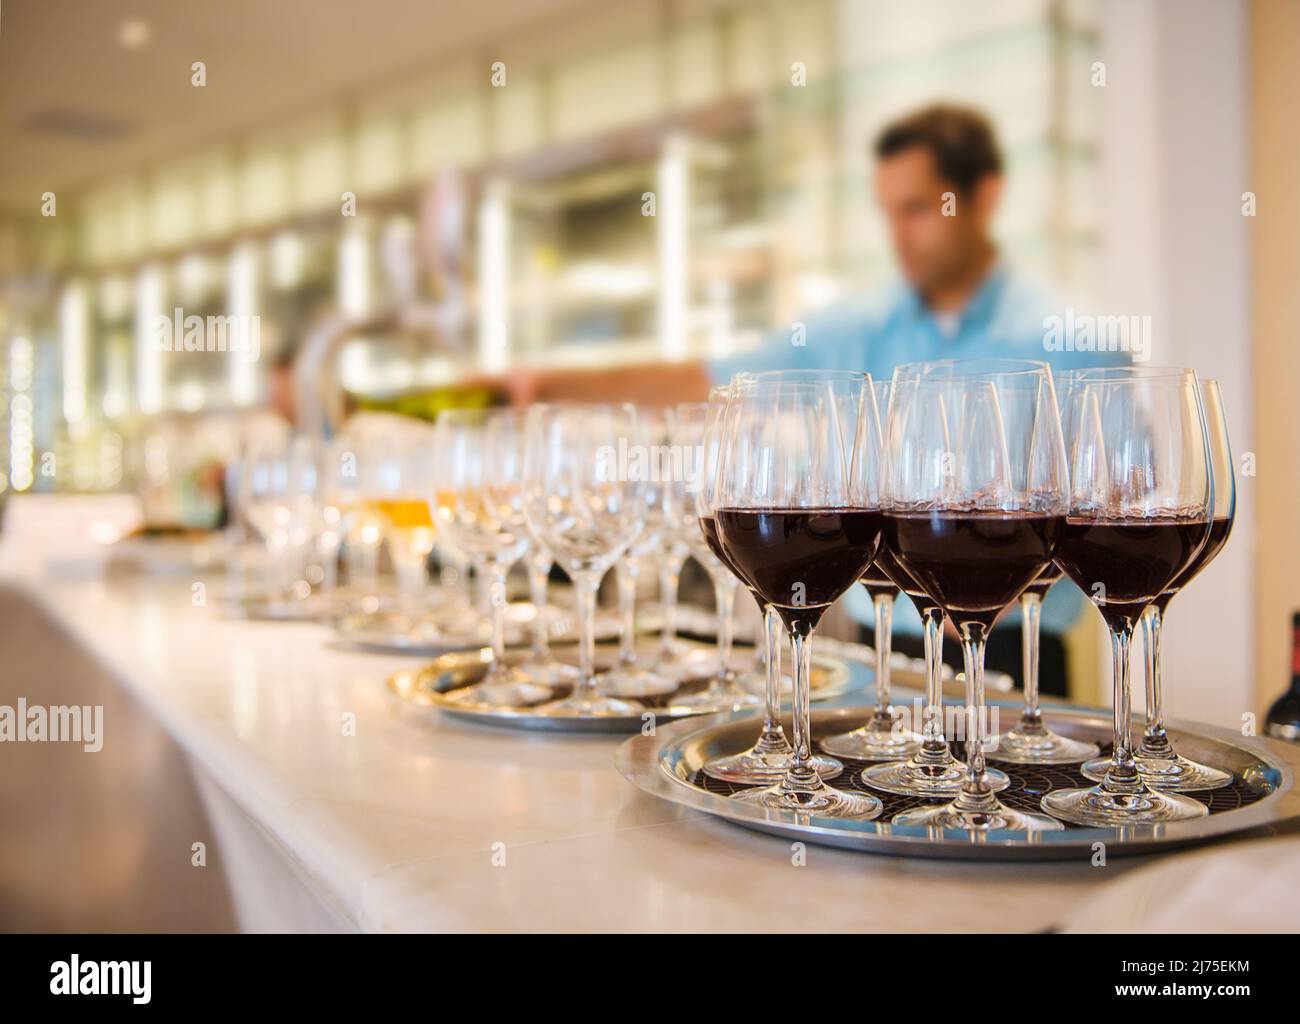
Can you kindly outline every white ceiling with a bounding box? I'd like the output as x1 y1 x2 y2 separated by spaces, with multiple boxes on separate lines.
0 0 625 214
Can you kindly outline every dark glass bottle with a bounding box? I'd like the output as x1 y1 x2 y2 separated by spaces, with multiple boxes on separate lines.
1264 612 1300 743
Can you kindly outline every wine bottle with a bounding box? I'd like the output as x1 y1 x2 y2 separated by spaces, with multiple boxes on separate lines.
1264 612 1300 743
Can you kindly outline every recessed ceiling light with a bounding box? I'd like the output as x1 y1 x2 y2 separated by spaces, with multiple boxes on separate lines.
118 18 151 49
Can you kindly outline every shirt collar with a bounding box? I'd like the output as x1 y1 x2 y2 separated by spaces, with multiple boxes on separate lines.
903 259 1008 333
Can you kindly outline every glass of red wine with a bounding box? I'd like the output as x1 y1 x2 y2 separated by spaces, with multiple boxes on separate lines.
881 362 1066 831
1099 376 1234 791
1042 369 1212 825
696 387 839 782
857 368 1011 799
713 374 884 818
822 381 923 762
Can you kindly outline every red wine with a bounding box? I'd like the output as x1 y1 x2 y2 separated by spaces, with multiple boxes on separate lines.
714 507 883 632
1023 562 1065 600
1054 515 1208 628
1152 515 1233 613
883 511 1064 628
858 565 901 602
699 515 739 576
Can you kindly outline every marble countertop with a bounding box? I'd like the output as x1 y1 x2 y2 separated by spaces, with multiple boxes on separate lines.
2 536 1142 932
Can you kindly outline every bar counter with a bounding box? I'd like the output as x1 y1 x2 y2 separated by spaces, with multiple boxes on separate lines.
0 533 1167 933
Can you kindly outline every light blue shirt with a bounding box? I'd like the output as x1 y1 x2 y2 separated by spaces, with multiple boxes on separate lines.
709 263 1130 637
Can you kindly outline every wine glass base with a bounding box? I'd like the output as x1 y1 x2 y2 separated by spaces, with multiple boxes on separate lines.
704 748 841 785
732 780 882 820
1040 783 1207 826
1082 752 1233 792
862 758 1009 799
540 692 644 715
672 682 762 710
460 670 554 708
893 798 1063 832
820 721 923 761
598 665 680 699
988 727 1101 765
513 657 582 687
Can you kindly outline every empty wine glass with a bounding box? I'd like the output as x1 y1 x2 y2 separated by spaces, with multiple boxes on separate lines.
600 406 679 699
1042 368 1212 826
671 395 762 711
434 409 549 706
714 374 883 818
522 403 648 714
882 362 1065 831
240 434 319 604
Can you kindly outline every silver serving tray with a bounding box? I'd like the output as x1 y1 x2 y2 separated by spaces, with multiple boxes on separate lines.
388 644 855 733
616 704 1300 861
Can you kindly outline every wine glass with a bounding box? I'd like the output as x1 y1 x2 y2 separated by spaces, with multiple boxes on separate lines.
363 418 438 613
713 374 883 818
650 406 702 681
698 386 838 783
881 362 1065 831
522 403 648 714
858 367 1011 798
240 434 319 605
1080 373 1234 791
821 380 923 761
433 409 550 706
1042 369 1212 826
671 395 762 711
599 406 679 699
987 559 1101 764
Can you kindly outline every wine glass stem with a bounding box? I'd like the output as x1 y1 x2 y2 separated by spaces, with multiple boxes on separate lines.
954 626 999 812
616 559 639 665
782 623 819 790
1102 623 1143 794
713 575 736 689
757 603 786 752
1140 605 1172 755
487 563 509 668
873 593 893 716
920 606 949 756
1020 593 1043 730
658 555 684 656
571 571 601 700
527 555 551 661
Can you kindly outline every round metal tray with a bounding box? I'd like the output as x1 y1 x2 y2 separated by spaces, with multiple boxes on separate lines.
616 704 1300 860
388 644 855 733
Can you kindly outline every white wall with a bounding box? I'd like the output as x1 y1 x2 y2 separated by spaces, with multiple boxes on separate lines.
1098 0 1254 727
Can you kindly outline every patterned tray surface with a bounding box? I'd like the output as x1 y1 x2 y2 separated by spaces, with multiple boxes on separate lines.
691 741 1266 828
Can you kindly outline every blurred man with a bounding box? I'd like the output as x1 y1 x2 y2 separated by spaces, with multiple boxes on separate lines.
501 104 1128 691
504 103 1119 403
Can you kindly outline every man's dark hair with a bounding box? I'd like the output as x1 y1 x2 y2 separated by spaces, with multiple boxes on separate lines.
874 104 1004 193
